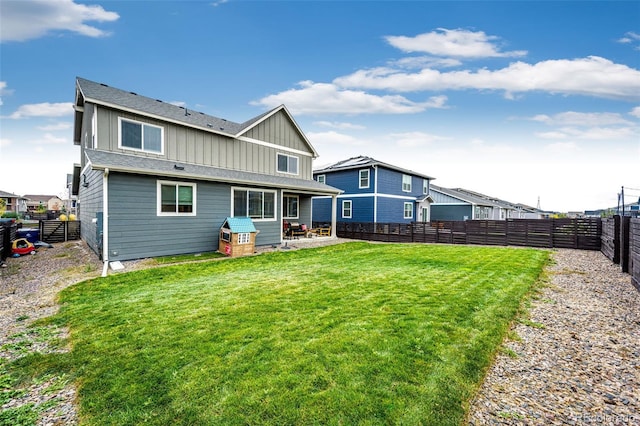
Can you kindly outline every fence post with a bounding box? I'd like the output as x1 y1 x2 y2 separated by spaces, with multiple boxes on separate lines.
621 216 631 273
614 216 621 264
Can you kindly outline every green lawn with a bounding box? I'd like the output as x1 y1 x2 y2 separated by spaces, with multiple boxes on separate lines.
51 242 547 425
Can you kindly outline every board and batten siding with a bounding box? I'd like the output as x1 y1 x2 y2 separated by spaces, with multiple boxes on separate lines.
78 168 104 257
93 105 314 179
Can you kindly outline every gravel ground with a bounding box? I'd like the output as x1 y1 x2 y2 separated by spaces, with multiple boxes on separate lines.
1 241 638 425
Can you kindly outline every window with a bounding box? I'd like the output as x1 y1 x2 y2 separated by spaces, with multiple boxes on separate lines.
283 195 298 219
404 202 413 219
317 175 325 184
277 153 299 174
475 207 490 219
233 188 276 220
359 169 369 188
157 181 196 215
342 200 352 218
423 179 429 195
402 174 412 192
119 118 163 154
238 233 251 244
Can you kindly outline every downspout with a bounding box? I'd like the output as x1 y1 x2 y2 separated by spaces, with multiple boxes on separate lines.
373 165 378 223
101 168 110 277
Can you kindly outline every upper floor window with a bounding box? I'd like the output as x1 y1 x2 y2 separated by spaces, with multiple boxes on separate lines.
283 195 299 219
158 181 196 216
119 118 163 154
317 175 326 184
402 174 412 192
404 202 413 219
423 179 429 195
233 188 276 220
359 169 370 189
277 154 298 175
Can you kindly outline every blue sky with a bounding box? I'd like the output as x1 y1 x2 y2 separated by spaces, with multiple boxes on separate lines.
1 0 639 212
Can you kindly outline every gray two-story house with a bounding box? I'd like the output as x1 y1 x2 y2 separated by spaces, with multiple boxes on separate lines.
72 77 340 263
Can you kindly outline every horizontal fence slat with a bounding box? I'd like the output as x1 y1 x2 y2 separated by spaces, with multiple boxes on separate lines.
337 218 602 251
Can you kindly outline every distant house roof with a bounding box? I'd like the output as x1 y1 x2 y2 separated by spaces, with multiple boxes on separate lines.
314 155 435 180
23 195 61 203
84 149 342 196
429 185 498 206
221 217 257 233
0 190 20 198
74 77 319 157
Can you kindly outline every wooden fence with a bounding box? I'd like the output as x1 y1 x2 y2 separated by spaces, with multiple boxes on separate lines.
336 218 602 250
602 216 640 291
39 220 81 243
0 223 18 260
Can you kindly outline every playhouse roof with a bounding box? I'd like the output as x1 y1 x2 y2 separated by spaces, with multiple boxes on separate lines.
221 217 257 233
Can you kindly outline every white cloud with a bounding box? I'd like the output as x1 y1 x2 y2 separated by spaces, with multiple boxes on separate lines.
252 81 448 115
384 28 527 58
388 131 449 147
630 106 640 118
544 141 579 154
536 126 637 140
211 0 229 6
312 121 366 130
39 133 68 145
306 130 365 146
0 0 119 43
536 131 568 139
335 56 640 101
7 102 73 119
617 31 640 50
37 122 72 131
530 111 633 127
390 56 462 69
169 101 187 107
0 138 11 147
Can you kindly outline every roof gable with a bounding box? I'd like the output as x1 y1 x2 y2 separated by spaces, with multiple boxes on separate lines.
237 105 319 157
221 217 257 233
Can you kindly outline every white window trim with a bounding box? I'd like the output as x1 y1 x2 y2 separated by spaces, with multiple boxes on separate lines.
118 117 164 155
359 169 370 189
404 202 413 219
423 179 429 195
157 180 196 216
402 174 412 192
342 200 352 219
276 153 299 175
317 175 326 184
231 187 277 222
283 195 299 219
238 233 251 244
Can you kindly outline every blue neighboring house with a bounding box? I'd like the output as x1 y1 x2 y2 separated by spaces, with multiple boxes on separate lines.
312 156 435 224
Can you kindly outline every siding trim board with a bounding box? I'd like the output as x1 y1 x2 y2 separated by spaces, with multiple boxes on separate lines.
238 136 315 158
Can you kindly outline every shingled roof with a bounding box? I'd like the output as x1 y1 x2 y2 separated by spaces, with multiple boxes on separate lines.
84 149 341 195
77 77 292 137
314 155 435 181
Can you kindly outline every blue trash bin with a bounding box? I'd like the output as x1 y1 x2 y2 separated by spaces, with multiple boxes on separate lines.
17 228 40 243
